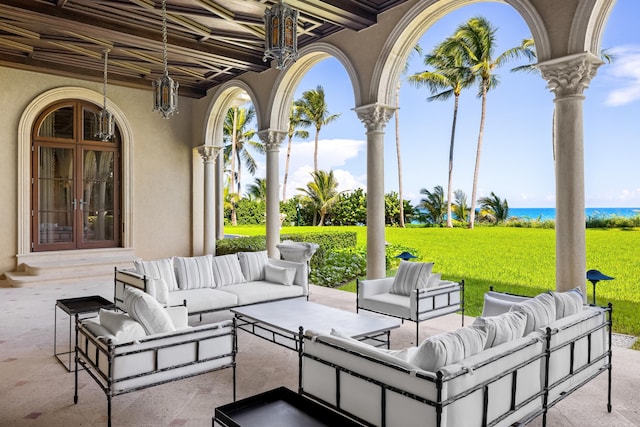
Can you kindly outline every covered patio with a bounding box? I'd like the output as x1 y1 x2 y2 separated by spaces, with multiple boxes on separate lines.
0 279 638 426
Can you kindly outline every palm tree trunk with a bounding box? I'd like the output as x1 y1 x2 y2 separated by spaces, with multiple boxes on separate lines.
469 83 488 229
231 107 238 226
313 128 320 172
282 134 293 200
446 95 460 228
395 83 405 228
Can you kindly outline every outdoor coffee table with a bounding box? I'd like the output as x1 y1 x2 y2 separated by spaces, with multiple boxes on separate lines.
231 298 400 351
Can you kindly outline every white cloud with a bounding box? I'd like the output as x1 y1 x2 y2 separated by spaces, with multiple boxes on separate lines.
604 46 640 106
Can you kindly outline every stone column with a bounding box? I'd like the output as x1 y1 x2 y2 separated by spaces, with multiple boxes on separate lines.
354 103 395 279
197 145 221 255
215 148 225 240
538 53 602 295
258 129 286 258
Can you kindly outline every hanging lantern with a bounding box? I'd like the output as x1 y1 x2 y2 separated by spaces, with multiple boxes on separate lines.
153 0 179 118
95 48 114 141
263 1 298 70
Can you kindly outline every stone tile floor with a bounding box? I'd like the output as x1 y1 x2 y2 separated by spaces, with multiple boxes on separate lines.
0 280 638 426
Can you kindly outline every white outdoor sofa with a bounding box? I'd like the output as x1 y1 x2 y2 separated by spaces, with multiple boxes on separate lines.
113 251 309 317
300 288 612 427
357 261 464 342
74 292 236 427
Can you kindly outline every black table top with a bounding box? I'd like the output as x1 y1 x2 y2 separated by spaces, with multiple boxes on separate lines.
56 295 114 315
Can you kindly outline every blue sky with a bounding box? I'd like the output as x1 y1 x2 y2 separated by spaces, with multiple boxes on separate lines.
250 0 640 208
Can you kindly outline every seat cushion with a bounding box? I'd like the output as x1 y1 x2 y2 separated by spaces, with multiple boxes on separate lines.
173 255 215 289
168 289 238 313
238 251 268 281
360 292 411 319
390 261 433 296
211 254 246 286
219 282 304 305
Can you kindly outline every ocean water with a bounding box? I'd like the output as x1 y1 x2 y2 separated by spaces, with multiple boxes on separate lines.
508 207 640 221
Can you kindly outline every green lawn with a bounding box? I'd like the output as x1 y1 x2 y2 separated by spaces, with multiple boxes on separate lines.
226 225 640 339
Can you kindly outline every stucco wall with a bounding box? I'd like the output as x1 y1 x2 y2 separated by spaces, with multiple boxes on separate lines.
0 66 195 275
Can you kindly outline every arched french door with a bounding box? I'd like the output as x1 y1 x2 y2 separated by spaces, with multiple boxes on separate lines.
31 100 121 251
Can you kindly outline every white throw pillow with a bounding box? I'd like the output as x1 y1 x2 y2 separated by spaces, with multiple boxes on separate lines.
173 255 215 289
134 258 179 292
472 311 527 349
552 287 584 319
146 276 169 305
509 293 556 335
410 331 465 372
264 263 296 286
123 287 175 335
211 254 246 287
390 261 434 296
238 251 268 281
98 309 147 342
426 273 442 288
453 326 488 357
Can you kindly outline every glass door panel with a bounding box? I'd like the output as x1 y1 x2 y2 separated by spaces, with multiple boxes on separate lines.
37 146 75 246
81 150 115 244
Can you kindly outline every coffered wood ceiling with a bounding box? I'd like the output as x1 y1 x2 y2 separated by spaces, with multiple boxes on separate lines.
0 0 408 98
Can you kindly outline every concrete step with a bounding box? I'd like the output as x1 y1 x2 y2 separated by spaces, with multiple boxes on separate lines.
7 248 137 287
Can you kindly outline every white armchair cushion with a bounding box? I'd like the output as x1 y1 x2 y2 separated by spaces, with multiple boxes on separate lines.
211 254 246 287
264 263 296 286
134 258 179 292
98 309 147 342
174 255 215 289
472 311 527 349
552 287 584 319
146 277 170 305
390 261 434 296
123 287 175 335
238 251 268 281
510 292 556 335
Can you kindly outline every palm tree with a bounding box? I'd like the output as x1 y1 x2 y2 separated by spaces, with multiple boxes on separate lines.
223 182 240 226
479 192 509 223
453 189 469 223
409 45 474 228
441 16 529 229
282 102 310 200
297 170 340 226
246 177 267 201
294 85 340 172
222 106 264 195
395 44 422 228
419 185 446 225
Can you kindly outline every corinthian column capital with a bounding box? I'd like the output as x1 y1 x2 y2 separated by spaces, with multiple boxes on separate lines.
537 53 603 98
354 103 395 132
257 129 286 151
197 145 221 163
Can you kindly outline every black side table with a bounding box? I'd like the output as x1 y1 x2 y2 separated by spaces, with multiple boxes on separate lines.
54 295 115 372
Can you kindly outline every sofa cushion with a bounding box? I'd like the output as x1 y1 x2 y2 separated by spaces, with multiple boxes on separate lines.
390 261 434 296
134 258 179 292
167 289 238 313
238 251 268 281
123 287 175 335
211 254 246 287
360 292 411 319
173 255 215 289
552 287 584 319
472 311 527 349
219 282 304 305
510 292 556 335
264 263 296 286
98 309 147 342
409 327 487 372
426 273 442 288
